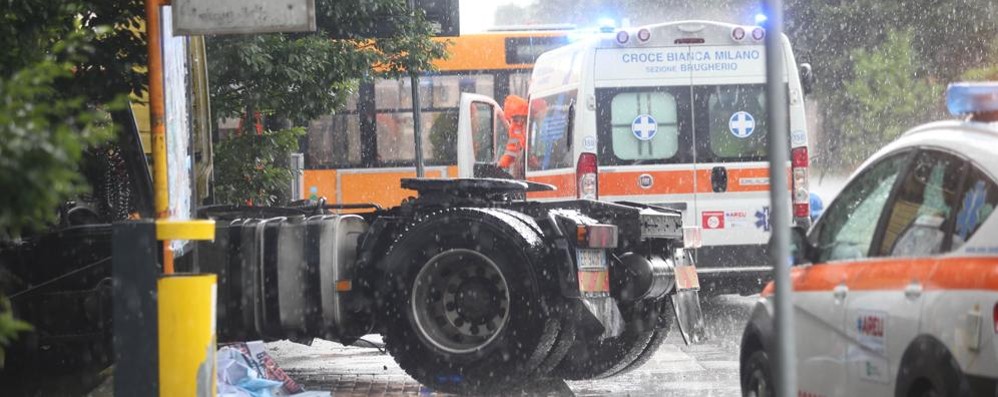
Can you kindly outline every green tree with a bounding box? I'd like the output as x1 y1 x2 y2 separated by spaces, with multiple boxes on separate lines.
838 30 943 167
208 0 449 126
207 0 448 205
0 0 146 233
0 0 144 363
213 128 305 206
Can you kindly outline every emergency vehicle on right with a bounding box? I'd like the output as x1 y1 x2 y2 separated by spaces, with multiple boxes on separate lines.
739 82 998 397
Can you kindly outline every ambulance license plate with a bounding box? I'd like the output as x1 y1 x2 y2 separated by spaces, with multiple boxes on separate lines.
576 249 607 270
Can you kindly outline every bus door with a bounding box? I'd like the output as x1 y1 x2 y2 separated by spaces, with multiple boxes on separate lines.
688 44 774 250
456 93 514 179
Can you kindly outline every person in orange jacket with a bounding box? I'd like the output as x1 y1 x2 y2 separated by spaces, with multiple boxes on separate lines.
498 95 528 177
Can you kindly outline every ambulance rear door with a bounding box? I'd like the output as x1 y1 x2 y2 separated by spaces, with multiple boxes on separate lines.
688 41 776 254
592 42 698 233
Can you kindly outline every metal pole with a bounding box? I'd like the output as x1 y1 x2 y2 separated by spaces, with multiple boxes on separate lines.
411 73 425 177
406 0 425 178
145 0 174 273
763 2 797 396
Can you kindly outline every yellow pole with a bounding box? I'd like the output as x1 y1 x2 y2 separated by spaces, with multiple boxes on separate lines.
145 0 174 274
158 274 217 397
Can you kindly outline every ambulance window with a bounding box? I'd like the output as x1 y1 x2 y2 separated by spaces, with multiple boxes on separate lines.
813 152 910 262
608 91 679 161
527 91 576 171
876 150 965 257
951 165 998 250
701 85 768 160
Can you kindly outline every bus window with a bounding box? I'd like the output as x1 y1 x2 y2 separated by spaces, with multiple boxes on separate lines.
306 114 362 168
375 74 496 165
609 91 680 161
509 71 531 98
527 91 576 171
698 84 770 161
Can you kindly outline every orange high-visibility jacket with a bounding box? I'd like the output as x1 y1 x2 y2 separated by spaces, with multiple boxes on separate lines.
498 95 528 169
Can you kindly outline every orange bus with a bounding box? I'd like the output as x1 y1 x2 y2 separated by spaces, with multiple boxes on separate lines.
302 29 572 207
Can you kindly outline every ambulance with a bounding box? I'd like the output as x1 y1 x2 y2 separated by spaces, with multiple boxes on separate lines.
739 82 998 397
506 20 815 294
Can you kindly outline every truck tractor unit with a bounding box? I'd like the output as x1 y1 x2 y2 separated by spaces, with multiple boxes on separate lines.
198 177 705 392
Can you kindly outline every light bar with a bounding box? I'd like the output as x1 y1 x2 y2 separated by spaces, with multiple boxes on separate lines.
637 28 651 42
616 30 630 45
947 82 998 117
751 27 766 41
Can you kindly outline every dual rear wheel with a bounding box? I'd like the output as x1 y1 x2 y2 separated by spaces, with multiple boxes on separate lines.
381 209 672 393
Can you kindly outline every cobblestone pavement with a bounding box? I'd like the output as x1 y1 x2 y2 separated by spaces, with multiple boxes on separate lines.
268 294 755 396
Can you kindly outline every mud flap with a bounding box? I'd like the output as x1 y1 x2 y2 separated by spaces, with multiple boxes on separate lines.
672 259 707 345
672 289 706 344
579 296 625 339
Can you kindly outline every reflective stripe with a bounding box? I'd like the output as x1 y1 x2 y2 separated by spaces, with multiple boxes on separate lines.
761 256 998 296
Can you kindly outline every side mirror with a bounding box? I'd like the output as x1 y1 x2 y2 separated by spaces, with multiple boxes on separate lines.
789 226 816 266
799 63 814 96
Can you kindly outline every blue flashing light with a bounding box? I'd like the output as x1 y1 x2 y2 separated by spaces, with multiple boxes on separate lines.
754 13 768 24
597 17 616 31
947 82 998 117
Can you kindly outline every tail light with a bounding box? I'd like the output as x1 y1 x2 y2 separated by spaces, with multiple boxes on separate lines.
577 152 598 200
791 147 809 218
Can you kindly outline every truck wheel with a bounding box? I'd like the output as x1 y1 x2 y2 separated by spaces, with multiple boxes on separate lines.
553 298 670 379
381 209 560 393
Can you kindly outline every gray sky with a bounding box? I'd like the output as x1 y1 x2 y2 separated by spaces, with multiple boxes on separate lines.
459 0 534 33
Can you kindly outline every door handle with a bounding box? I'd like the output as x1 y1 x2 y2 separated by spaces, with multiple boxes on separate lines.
833 284 848 300
904 281 923 299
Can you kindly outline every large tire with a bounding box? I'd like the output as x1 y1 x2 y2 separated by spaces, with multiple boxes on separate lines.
553 297 670 380
381 209 560 393
740 350 773 397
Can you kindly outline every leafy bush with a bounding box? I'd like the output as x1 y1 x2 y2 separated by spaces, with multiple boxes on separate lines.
213 128 306 206
0 59 116 237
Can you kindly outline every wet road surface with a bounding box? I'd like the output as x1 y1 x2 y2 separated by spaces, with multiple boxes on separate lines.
267 294 757 396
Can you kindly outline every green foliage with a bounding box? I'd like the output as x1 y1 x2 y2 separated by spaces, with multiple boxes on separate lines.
783 0 997 170
962 66 998 81
213 128 306 206
0 297 33 368
207 0 449 126
838 31 943 167
0 58 117 235
0 0 144 355
207 0 448 204
0 1 148 101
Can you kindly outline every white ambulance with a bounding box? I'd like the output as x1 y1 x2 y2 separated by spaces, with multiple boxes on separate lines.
740 82 998 397
520 20 814 294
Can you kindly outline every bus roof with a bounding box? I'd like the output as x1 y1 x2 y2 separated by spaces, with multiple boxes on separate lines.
430 30 572 71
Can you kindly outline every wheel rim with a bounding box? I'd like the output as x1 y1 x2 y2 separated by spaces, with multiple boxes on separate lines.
411 249 511 354
748 368 769 397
